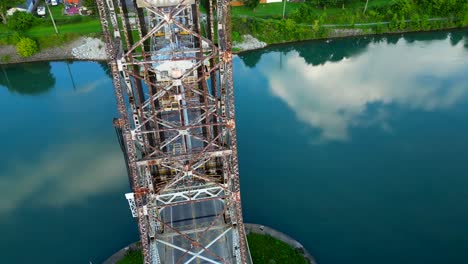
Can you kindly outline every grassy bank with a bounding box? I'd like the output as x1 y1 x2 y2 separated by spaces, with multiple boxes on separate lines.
115 233 309 263
232 15 467 45
248 233 309 263
0 4 101 58
117 248 143 264
1 0 467 61
231 0 468 45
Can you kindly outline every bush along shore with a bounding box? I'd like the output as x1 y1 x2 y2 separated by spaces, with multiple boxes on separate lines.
0 2 103 64
1 0 468 63
231 17 468 50
231 0 468 45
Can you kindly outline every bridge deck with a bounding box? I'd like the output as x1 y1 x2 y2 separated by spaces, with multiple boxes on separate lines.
97 0 251 262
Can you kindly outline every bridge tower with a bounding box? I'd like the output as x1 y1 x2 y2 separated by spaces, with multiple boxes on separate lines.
96 0 251 263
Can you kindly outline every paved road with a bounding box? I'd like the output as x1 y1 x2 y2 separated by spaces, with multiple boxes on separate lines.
158 200 234 263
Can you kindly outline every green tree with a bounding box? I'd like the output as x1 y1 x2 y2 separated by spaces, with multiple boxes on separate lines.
410 13 420 30
244 0 260 10
399 15 406 30
312 19 320 33
7 10 35 31
16 37 39 57
291 4 313 23
375 23 386 34
390 0 414 16
421 14 429 30
82 0 97 14
390 13 399 30
0 0 24 24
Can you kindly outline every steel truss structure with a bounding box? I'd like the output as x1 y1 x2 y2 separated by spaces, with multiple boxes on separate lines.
97 0 251 263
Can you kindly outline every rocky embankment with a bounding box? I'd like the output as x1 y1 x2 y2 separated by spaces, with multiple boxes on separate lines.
0 37 107 64
1 34 266 64
71 37 108 60
233 34 267 52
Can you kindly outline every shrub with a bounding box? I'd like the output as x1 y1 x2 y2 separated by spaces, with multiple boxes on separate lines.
1 55 11 62
82 0 98 13
244 0 260 9
0 32 23 45
232 31 242 43
8 32 23 44
421 14 430 30
16 37 39 57
7 11 36 31
389 14 399 30
464 13 468 26
375 23 387 34
410 13 420 30
399 15 406 30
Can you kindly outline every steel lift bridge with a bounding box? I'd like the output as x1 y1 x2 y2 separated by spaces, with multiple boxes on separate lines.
96 0 251 263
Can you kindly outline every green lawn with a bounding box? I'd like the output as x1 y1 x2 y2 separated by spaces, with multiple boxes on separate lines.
248 233 309 264
28 3 102 36
0 2 102 48
117 248 143 264
48 5 66 20
26 19 101 37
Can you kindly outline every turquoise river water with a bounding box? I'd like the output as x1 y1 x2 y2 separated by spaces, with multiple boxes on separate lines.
1 29 468 264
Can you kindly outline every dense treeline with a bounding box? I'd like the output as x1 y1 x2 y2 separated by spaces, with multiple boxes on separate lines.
232 0 468 45
291 0 468 25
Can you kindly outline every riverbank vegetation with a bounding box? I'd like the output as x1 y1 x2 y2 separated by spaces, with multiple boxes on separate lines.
232 0 468 44
1 0 468 61
247 233 309 263
117 247 143 264
0 4 100 59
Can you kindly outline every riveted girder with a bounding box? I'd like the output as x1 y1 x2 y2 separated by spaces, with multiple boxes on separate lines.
97 0 251 263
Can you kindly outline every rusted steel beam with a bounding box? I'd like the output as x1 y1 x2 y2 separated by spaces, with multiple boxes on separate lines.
98 0 251 262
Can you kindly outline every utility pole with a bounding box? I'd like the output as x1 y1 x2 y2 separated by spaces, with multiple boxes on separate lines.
66 62 77 91
282 0 287 19
45 2 59 34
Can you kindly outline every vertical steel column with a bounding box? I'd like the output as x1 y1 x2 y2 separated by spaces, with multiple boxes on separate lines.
98 0 251 262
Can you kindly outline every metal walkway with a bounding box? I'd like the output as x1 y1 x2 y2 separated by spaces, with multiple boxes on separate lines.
96 0 251 263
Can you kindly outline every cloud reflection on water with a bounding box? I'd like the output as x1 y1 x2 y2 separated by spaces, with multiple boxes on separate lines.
0 142 127 214
257 36 468 142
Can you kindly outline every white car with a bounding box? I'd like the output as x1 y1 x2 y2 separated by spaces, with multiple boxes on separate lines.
37 6 46 16
51 0 58 6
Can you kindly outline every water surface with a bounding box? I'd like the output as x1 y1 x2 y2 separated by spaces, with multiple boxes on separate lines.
1 30 468 264
0 61 136 263
236 30 468 264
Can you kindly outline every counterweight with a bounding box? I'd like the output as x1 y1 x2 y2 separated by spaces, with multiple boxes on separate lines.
96 0 251 263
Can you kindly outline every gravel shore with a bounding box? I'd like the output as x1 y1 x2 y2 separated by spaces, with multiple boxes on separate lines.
233 34 267 52
0 37 108 65
0 34 266 64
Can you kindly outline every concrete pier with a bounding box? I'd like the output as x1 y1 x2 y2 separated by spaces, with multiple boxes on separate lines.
103 223 317 264
244 223 317 264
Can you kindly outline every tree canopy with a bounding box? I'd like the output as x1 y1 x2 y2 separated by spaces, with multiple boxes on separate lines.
244 0 260 10
0 0 25 24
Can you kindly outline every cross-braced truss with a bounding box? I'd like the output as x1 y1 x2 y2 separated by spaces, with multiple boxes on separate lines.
97 0 251 263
